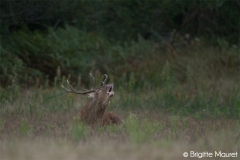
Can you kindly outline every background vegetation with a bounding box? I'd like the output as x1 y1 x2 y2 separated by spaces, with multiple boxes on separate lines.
0 0 239 159
0 0 239 86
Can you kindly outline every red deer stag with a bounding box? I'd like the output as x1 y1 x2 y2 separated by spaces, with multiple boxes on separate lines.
61 73 121 126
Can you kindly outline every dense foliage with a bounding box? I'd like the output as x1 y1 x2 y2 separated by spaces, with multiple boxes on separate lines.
0 0 239 87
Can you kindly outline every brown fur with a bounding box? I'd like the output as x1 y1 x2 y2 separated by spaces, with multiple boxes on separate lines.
78 83 121 126
102 112 122 126
79 93 110 125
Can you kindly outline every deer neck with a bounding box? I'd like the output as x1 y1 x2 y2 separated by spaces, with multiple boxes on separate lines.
80 94 110 125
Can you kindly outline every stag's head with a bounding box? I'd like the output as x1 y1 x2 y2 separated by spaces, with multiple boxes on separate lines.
61 74 114 103
62 73 116 126
87 83 114 99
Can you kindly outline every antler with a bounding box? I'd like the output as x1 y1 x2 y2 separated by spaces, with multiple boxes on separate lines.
61 79 96 94
102 74 108 86
61 73 109 94
89 73 96 88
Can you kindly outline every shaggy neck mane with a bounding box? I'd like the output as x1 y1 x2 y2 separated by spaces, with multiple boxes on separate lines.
79 92 110 125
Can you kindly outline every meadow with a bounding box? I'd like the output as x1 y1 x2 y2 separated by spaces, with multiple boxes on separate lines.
0 56 239 159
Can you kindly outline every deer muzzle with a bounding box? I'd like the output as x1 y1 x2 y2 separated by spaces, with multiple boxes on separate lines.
107 83 114 97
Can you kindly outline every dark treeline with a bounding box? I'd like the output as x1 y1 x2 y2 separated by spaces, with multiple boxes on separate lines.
1 0 239 43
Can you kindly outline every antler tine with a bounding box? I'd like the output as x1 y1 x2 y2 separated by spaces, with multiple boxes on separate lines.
89 73 96 89
61 79 96 94
61 83 72 92
102 74 108 86
66 79 80 93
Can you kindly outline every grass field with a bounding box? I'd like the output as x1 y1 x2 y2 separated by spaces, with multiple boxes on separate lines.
0 79 239 160
1 36 240 159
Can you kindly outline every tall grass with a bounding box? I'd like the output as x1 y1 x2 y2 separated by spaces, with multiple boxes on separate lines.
0 73 239 159
0 70 239 142
0 59 239 118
